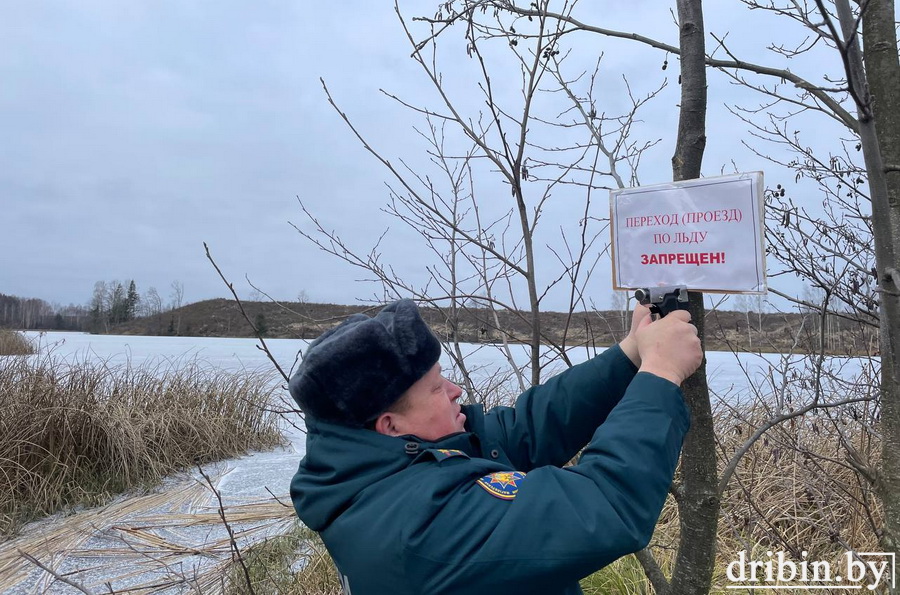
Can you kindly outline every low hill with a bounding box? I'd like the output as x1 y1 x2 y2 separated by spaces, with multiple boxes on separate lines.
108 298 879 356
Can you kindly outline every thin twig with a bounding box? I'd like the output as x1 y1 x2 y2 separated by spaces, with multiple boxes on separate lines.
718 393 876 494
196 464 256 595
18 549 99 595
203 242 290 384
265 486 293 509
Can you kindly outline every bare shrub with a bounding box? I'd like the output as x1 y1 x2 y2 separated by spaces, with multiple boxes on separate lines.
0 351 284 537
712 407 880 560
637 394 881 591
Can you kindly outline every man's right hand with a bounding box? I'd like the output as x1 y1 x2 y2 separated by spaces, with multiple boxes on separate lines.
634 310 702 386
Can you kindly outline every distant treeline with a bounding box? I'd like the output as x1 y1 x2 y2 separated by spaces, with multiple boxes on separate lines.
1 279 186 334
0 294 89 331
0 287 880 356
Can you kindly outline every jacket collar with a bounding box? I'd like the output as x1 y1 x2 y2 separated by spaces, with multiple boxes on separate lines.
291 406 483 531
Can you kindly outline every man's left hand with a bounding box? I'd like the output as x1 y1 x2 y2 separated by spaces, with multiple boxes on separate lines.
619 303 652 367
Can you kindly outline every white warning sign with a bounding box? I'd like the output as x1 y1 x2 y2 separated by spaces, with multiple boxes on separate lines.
610 172 766 294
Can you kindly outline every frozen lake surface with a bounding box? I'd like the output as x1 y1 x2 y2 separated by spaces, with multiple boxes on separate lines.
1 331 877 592
20 329 876 413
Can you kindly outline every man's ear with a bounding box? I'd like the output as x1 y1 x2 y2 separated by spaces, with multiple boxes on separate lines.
373 412 400 436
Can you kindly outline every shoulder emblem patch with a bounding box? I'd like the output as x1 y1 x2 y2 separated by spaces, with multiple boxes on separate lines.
429 448 469 462
476 471 526 500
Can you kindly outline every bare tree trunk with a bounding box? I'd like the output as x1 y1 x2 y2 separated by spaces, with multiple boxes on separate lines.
859 0 900 577
667 2 719 595
515 181 543 387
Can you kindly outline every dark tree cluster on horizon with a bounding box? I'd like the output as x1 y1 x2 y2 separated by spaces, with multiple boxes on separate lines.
2 279 184 334
89 280 141 333
0 293 89 331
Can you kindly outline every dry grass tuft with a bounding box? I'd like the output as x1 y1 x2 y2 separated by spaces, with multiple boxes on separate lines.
225 523 341 595
0 350 284 537
581 553 650 594
0 330 33 356
714 404 879 553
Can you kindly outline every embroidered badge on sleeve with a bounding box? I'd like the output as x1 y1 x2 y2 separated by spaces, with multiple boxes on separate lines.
476 471 526 500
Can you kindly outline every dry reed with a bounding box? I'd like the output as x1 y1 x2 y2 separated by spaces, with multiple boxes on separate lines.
0 469 298 592
0 349 284 537
638 394 882 593
0 329 34 356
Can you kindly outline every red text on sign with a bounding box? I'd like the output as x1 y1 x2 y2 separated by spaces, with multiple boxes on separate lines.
640 252 727 266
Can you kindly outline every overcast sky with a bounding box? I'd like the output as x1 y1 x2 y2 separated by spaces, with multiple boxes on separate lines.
1 1 859 311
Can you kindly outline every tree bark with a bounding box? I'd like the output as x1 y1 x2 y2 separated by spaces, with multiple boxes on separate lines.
667 2 720 595
859 0 900 583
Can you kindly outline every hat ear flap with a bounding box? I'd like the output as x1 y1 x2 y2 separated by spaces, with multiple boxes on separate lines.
288 368 344 423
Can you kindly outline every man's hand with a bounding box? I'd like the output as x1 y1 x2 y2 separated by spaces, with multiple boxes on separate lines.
634 310 702 386
618 304 652 367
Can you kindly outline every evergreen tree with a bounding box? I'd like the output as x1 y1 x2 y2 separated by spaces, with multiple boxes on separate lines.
254 313 269 337
125 280 139 321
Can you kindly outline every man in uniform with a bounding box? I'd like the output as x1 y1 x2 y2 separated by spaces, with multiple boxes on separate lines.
289 298 702 594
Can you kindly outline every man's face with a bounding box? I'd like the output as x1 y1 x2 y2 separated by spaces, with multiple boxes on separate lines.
384 363 466 441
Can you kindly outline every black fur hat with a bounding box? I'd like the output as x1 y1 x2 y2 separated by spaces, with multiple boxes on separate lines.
288 299 442 427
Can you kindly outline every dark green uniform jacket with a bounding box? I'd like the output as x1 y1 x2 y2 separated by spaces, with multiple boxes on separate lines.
290 345 690 595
